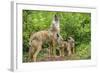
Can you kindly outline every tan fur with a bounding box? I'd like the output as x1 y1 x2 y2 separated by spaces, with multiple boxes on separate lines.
59 41 68 57
28 15 62 61
59 37 75 56
29 30 59 61
67 37 75 55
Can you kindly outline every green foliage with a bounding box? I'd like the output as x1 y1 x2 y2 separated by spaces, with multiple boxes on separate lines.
23 10 91 61
76 43 91 59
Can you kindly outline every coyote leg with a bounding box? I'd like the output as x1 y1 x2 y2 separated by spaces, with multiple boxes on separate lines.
59 49 63 57
67 45 72 56
48 48 50 57
28 47 34 62
53 47 56 57
33 46 41 62
52 41 56 57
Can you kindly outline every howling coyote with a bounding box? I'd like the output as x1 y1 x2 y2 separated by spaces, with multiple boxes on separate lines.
28 15 61 62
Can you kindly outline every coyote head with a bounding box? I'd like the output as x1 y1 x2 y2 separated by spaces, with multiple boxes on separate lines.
50 15 60 33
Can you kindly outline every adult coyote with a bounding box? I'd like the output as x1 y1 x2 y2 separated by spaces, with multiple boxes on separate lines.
28 15 61 62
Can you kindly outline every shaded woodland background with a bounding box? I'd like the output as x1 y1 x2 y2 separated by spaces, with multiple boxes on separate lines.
23 10 91 62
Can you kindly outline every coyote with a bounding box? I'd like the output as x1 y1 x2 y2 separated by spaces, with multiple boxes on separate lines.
28 15 61 62
59 37 75 56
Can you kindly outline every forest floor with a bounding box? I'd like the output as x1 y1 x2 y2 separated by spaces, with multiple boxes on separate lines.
23 52 90 63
